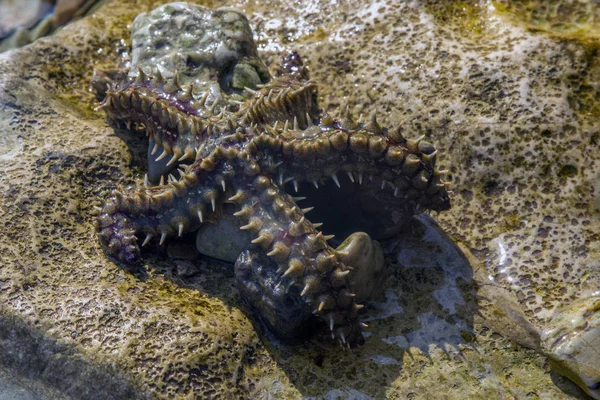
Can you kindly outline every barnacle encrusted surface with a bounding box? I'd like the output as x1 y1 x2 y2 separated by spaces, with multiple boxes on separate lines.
1 0 599 399
128 2 270 88
94 4 451 346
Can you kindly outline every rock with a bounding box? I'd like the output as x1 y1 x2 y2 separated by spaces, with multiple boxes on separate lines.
174 259 198 278
196 212 252 263
463 241 542 351
0 0 105 53
335 232 386 304
129 2 270 87
493 0 600 41
0 0 53 39
1 0 599 399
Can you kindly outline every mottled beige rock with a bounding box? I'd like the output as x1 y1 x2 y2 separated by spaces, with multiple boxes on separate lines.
0 0 599 399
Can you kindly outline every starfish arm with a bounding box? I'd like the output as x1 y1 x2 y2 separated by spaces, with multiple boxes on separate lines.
245 123 451 212
229 173 364 346
101 87 204 166
96 147 240 264
99 68 246 171
233 74 318 128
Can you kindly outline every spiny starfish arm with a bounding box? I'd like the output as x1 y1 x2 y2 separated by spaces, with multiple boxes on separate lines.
229 174 364 346
244 122 451 211
101 89 209 164
96 146 240 264
234 74 318 129
99 69 241 166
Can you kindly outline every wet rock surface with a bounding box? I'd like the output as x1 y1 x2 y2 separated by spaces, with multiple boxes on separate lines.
0 0 599 399
0 0 105 53
129 2 270 87
541 296 600 399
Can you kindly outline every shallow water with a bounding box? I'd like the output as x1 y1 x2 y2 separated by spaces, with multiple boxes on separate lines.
0 366 60 400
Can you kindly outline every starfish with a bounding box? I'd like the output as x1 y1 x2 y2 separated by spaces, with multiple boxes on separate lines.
95 52 451 346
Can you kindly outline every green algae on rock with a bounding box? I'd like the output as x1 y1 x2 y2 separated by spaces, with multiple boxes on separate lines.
493 0 600 43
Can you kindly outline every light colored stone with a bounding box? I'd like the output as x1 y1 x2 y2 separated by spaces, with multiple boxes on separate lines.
541 296 600 399
0 0 52 39
196 214 251 263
